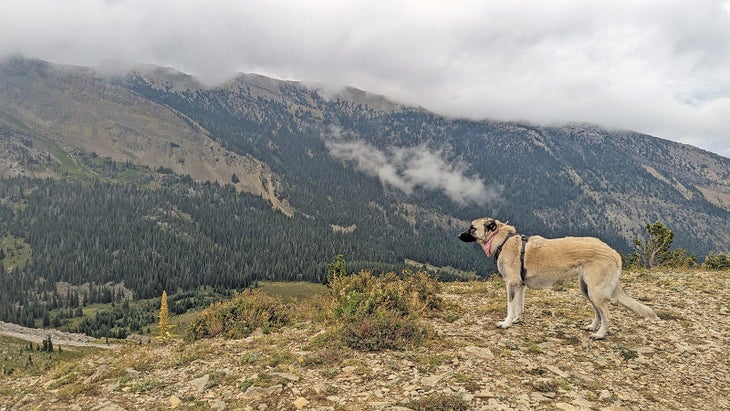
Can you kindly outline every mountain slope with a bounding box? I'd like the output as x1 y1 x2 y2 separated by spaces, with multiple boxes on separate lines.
0 57 289 212
2 56 730 270
118 65 730 254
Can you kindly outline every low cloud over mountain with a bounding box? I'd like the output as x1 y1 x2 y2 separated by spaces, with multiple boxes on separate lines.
326 139 498 206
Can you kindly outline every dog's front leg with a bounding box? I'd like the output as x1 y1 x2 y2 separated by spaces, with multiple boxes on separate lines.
497 281 522 329
513 283 526 322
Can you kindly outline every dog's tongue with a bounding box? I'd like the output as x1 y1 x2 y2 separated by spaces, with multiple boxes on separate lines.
482 236 495 257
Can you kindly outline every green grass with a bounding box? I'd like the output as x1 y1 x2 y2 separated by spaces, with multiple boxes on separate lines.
48 144 88 177
79 153 161 187
0 335 96 378
0 111 33 132
0 235 32 272
0 110 92 178
257 281 329 302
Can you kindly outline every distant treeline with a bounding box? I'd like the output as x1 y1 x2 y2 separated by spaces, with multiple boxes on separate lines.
0 169 485 333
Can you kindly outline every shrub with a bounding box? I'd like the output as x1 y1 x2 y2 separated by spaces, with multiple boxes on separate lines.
189 289 290 339
661 248 698 269
402 393 470 411
328 269 441 351
704 252 730 270
329 270 442 316
339 307 427 351
617 345 639 361
633 221 674 268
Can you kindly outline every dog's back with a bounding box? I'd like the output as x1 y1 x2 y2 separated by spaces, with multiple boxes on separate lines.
526 235 621 270
521 236 621 289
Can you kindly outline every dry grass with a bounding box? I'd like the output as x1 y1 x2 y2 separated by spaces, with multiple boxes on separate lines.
1 269 728 411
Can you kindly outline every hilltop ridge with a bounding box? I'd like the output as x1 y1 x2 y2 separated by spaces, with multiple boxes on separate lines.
0 57 288 211
1 269 727 410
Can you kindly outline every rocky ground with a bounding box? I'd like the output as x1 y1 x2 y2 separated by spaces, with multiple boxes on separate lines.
1 270 728 410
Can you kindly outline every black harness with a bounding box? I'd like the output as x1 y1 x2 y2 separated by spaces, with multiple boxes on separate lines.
493 233 529 282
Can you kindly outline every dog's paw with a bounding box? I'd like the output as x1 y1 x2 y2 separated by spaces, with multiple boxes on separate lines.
590 333 606 340
496 321 512 329
584 324 599 332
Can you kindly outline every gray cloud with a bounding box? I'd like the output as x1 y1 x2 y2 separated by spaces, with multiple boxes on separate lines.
325 138 499 206
2 0 729 157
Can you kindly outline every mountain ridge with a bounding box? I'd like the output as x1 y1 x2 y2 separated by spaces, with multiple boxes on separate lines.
1 56 730 259
0 57 291 213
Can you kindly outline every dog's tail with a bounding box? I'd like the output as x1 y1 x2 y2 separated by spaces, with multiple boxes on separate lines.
614 285 659 320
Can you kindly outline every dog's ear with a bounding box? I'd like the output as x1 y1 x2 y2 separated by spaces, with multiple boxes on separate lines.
486 220 497 232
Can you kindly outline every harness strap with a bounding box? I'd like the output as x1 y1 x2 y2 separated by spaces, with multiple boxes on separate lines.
519 235 528 282
494 234 529 282
493 233 515 261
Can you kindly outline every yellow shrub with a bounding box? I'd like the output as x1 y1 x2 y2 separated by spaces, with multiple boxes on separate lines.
189 290 290 339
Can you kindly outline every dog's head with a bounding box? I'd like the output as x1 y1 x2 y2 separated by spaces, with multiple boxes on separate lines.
458 217 499 243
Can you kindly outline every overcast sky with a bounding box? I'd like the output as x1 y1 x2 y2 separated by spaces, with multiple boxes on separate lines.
2 0 730 158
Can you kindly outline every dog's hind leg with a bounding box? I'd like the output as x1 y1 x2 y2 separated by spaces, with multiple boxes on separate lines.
589 298 611 340
584 280 611 339
580 277 601 332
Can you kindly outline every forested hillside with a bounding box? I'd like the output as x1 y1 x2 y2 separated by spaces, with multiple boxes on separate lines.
116 68 730 255
1 57 730 338
0 157 483 334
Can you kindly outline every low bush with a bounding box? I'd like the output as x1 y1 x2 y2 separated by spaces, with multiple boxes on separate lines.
189 289 290 339
328 269 441 351
704 252 730 270
401 393 470 411
339 307 427 351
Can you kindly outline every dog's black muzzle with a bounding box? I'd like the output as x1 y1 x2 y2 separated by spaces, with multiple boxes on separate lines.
458 231 476 242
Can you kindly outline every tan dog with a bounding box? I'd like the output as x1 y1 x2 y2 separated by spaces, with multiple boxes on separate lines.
459 217 658 339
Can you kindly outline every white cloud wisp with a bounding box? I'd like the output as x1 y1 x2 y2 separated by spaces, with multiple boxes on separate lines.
325 140 498 206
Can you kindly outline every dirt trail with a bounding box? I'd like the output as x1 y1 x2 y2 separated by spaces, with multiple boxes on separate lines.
0 321 114 349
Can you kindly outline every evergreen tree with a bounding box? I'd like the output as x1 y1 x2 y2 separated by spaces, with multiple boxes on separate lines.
42 335 53 352
633 221 674 268
327 254 347 285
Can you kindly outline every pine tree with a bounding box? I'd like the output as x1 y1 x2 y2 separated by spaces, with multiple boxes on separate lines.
633 221 674 268
327 254 347 285
42 335 53 352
